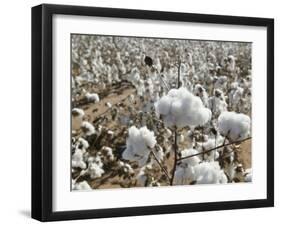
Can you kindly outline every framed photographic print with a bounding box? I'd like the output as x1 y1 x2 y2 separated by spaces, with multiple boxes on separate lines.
31 4 274 221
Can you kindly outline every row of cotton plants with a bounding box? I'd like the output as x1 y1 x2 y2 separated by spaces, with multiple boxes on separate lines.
71 34 252 190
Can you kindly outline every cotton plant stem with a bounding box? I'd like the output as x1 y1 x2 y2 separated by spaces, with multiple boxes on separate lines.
170 128 178 185
150 147 170 182
178 137 252 161
201 127 204 160
177 59 181 88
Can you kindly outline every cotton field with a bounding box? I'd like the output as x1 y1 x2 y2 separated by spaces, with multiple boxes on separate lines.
71 34 252 190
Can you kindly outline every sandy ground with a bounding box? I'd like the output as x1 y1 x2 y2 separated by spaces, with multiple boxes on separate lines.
238 140 251 169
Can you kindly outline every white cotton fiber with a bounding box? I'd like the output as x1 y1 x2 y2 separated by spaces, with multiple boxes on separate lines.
72 108 85 118
87 156 104 179
155 88 212 128
85 92 100 103
72 148 87 169
180 149 201 167
244 168 252 182
218 111 251 141
193 161 227 184
72 180 92 190
81 121 96 136
174 149 200 185
122 126 157 166
174 166 196 185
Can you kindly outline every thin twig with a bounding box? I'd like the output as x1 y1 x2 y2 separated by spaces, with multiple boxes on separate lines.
170 128 178 185
177 58 181 88
150 147 171 182
178 137 252 161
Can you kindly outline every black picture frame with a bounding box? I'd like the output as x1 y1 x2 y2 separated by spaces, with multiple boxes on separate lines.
32 4 274 222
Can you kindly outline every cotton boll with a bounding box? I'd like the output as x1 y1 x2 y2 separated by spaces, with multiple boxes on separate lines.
174 166 196 185
176 134 185 145
81 121 96 136
193 84 209 107
139 126 157 148
174 149 201 185
122 163 134 175
122 126 157 166
72 108 85 130
197 135 224 161
218 111 251 141
72 148 87 169
102 146 114 161
87 156 104 179
193 161 227 184
77 137 89 150
105 102 112 108
72 108 85 118
165 128 173 138
244 168 252 182
136 167 148 187
180 149 201 167
85 92 100 103
214 76 228 90
72 180 92 190
208 89 228 116
155 95 172 115
88 163 104 179
155 88 212 129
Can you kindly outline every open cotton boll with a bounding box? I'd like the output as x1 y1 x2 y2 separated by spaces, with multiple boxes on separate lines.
72 148 87 169
208 89 228 116
174 166 196 185
122 126 157 166
77 137 89 150
72 108 85 130
102 146 114 161
174 149 200 185
197 136 224 161
72 180 92 191
81 121 96 136
193 84 209 107
193 161 228 184
72 108 85 118
244 168 252 182
155 88 212 129
180 149 201 167
85 92 100 103
87 163 104 179
136 167 148 187
218 111 251 141
87 156 104 179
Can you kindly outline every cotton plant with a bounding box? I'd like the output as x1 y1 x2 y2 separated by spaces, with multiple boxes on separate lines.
228 83 245 111
208 89 228 117
193 84 209 108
